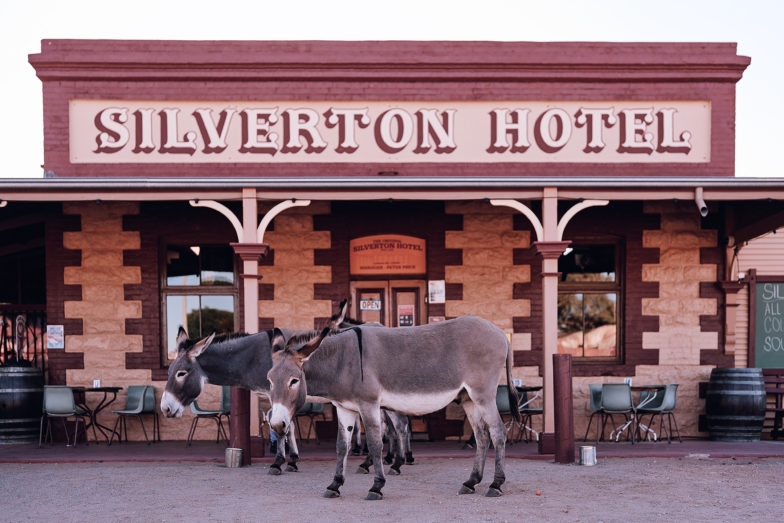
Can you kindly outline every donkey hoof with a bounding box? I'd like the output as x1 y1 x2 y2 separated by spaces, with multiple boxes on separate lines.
388 467 401 476
286 464 298 472
323 489 340 498
365 491 383 501
383 456 393 465
485 487 503 497
459 485 475 495
356 466 370 474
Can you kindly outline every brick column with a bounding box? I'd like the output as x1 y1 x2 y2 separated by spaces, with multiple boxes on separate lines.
230 242 268 464
532 240 570 454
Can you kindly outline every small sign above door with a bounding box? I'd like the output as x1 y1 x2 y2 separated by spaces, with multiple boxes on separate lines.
350 235 426 275
360 299 382 311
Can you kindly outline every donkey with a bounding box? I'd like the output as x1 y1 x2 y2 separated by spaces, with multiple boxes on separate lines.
266 315 520 500
161 326 335 474
329 302 416 474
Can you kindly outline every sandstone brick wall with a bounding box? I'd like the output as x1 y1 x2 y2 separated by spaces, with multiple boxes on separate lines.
444 202 537 385
259 202 333 329
62 202 153 441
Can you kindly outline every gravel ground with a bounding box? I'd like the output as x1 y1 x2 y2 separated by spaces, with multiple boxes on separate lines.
2 456 782 522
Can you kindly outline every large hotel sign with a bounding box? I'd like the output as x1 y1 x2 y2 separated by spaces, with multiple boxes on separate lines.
70 100 710 164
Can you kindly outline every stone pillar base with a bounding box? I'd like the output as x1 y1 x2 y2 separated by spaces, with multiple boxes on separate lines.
538 432 556 454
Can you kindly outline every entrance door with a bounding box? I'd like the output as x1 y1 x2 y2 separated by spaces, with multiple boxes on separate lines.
350 280 426 327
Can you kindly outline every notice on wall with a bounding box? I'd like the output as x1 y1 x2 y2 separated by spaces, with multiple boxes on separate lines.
753 281 784 368
428 280 446 304
46 325 64 349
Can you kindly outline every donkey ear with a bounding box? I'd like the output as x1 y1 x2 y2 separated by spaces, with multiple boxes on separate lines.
188 332 215 360
298 327 330 360
328 299 349 329
271 328 286 353
176 326 189 348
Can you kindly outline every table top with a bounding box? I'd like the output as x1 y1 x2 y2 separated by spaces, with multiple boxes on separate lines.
71 386 122 393
631 384 665 390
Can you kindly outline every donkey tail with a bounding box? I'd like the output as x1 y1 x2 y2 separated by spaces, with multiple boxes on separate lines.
505 337 522 423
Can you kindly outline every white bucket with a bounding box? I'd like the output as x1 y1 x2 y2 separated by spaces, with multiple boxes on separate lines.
225 447 243 468
579 445 597 466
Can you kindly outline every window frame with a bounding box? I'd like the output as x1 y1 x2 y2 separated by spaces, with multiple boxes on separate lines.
557 239 624 364
159 242 239 366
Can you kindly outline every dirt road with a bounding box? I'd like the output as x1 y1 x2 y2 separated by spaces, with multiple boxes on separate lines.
2 456 781 521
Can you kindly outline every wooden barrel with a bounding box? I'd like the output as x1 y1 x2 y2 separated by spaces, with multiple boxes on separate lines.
0 366 44 444
705 368 766 441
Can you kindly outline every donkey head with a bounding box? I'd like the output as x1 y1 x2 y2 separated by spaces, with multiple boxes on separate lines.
160 327 215 418
266 326 329 436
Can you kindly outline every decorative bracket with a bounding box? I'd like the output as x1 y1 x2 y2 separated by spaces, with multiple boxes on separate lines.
258 199 312 243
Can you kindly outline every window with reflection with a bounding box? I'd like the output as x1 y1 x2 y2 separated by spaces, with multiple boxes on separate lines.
557 244 621 362
162 244 237 362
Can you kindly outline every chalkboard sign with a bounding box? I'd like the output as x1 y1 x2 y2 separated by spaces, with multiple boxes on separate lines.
752 279 784 368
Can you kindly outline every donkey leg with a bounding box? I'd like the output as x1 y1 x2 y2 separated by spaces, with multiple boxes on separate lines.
459 399 490 495
359 407 387 500
324 406 356 498
357 453 373 474
402 415 415 465
385 412 409 475
268 432 287 475
382 412 395 465
482 404 508 497
286 424 300 472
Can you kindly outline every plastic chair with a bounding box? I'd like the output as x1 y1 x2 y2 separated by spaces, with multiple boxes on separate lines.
583 384 605 443
517 387 543 443
601 383 637 444
38 385 90 447
109 385 160 445
218 385 231 429
295 402 325 442
186 398 229 447
637 384 681 443
495 385 518 442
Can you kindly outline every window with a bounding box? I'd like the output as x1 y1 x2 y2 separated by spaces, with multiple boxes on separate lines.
162 244 237 361
557 243 621 362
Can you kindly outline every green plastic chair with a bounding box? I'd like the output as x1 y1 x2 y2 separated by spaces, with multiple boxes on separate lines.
218 386 231 429
495 385 516 440
601 383 637 444
186 398 229 447
38 385 90 447
637 384 681 443
583 384 605 443
109 385 160 445
517 387 542 443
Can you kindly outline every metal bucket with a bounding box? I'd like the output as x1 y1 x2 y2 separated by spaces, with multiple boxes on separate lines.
579 445 597 466
225 447 243 468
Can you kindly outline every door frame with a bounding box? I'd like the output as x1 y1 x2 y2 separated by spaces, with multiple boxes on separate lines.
349 280 426 326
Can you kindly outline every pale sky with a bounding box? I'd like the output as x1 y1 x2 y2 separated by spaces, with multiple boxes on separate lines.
1 0 782 178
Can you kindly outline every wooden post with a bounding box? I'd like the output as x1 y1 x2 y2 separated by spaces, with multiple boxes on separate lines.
553 353 575 464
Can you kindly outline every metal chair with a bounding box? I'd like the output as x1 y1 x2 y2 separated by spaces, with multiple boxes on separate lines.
186 397 229 447
109 385 160 445
637 384 681 443
38 385 90 447
295 402 325 442
601 383 637 444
